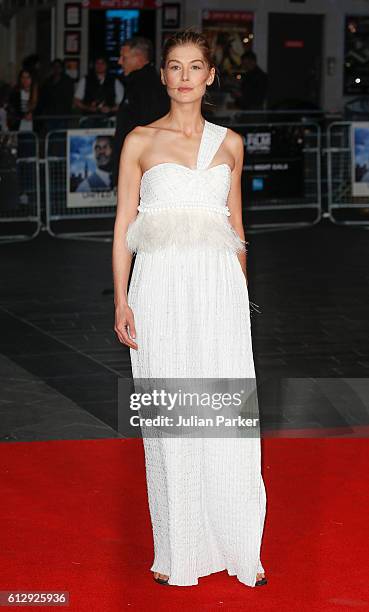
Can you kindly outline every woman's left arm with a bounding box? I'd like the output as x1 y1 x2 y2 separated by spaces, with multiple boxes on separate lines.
227 130 248 283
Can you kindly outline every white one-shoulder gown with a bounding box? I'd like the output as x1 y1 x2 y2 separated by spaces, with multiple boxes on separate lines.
126 119 267 587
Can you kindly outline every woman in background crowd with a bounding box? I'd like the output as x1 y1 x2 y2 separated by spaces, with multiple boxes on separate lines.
7 69 39 131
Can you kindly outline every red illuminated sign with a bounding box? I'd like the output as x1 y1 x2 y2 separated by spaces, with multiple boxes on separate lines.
284 40 304 48
202 10 254 22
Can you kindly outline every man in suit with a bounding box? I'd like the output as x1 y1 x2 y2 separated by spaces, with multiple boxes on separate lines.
113 36 170 186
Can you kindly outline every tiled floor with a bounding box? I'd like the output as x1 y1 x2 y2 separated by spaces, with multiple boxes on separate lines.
1 220 368 441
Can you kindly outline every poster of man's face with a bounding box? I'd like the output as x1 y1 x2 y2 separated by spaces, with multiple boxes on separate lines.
67 129 116 208
352 124 369 197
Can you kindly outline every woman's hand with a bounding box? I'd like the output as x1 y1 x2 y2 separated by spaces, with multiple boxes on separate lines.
114 304 138 350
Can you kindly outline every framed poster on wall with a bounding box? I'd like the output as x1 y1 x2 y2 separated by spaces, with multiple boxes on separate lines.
65 3 82 28
162 3 180 29
64 31 81 55
202 10 254 79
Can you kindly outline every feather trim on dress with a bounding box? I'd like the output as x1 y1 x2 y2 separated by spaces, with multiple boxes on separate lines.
125 207 247 254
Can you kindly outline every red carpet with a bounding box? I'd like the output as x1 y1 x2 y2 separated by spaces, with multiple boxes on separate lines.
0 437 368 611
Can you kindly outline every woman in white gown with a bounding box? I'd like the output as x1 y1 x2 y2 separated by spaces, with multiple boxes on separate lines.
113 30 267 588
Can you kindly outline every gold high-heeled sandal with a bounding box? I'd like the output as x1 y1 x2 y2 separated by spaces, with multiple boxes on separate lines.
255 573 267 586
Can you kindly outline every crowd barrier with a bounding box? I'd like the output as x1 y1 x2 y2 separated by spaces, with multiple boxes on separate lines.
327 122 369 226
43 120 322 238
45 129 117 239
233 122 321 229
0 131 41 242
4 117 369 242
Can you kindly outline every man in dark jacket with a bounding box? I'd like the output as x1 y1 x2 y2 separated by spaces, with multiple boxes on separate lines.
38 59 74 116
233 51 268 111
113 36 170 186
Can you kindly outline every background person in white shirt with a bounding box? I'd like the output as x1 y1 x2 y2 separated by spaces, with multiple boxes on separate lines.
73 56 124 116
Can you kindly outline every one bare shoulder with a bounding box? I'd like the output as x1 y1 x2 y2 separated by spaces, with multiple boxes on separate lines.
127 122 172 172
122 127 146 155
125 125 161 161
118 128 147 175
226 127 244 152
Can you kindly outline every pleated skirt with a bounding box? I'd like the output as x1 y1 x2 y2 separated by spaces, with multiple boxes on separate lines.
128 245 267 586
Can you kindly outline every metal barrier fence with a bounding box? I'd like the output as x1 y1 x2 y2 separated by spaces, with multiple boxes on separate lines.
45 129 116 238
327 122 369 226
0 131 41 242
45 121 322 238
233 122 322 229
1 118 322 241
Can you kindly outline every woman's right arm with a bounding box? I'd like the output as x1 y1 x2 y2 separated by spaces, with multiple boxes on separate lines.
112 129 143 350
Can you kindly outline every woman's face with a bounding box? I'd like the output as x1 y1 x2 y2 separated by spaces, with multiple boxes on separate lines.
20 71 32 90
161 44 215 103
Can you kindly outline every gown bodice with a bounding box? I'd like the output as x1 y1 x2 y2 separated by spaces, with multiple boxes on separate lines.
125 119 246 254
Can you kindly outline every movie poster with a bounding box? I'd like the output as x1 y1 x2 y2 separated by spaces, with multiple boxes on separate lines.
67 129 116 208
351 123 369 197
242 126 305 201
202 10 254 79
